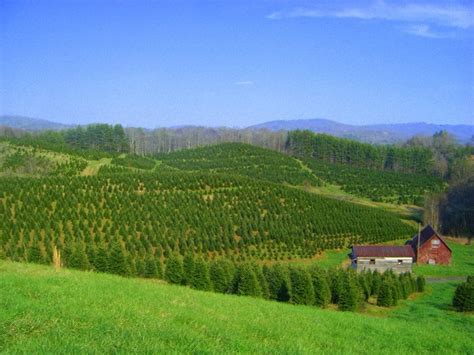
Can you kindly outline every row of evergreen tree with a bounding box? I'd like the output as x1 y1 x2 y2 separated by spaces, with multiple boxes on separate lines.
160 256 425 311
15 242 426 312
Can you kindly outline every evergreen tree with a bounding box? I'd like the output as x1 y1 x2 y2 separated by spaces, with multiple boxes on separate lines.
144 255 159 278
165 255 184 284
377 279 393 307
156 259 164 279
289 266 314 305
358 272 371 302
452 279 474 312
127 255 137 276
28 240 47 264
338 271 359 311
416 275 426 292
190 257 212 291
308 265 330 307
135 256 146 277
182 254 195 285
254 263 270 299
69 242 90 270
233 263 261 297
210 259 234 294
371 270 382 296
330 269 344 304
94 243 109 273
108 240 129 276
265 264 291 302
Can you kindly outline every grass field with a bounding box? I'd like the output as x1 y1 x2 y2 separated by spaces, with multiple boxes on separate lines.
1 261 472 354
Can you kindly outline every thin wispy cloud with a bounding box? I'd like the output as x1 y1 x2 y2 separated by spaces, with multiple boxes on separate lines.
267 1 474 38
235 81 254 86
401 24 454 39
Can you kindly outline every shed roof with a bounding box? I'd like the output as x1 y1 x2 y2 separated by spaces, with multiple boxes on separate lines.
352 245 415 258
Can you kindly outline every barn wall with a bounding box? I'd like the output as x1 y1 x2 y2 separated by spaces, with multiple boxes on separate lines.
417 236 451 265
354 257 413 273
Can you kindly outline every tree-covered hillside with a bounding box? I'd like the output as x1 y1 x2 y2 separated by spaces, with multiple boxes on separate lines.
0 142 87 177
304 159 445 205
0 172 415 271
287 130 435 174
156 143 321 186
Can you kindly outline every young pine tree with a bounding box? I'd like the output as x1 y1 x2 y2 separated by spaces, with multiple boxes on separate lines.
338 270 359 311
265 264 291 303
93 243 109 273
330 269 344 304
371 270 382 296
253 263 270 299
28 239 47 265
144 255 159 278
377 278 393 307
233 263 262 297
108 240 130 276
182 254 195 286
308 265 331 308
210 259 235 294
69 242 90 270
416 275 426 292
452 280 474 312
165 254 184 284
289 266 314 305
190 257 212 291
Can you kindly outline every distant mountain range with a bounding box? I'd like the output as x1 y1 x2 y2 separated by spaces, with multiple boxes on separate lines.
0 115 73 131
248 119 474 144
2 115 473 144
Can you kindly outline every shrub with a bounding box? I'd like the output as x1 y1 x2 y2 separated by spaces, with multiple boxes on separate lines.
453 279 474 312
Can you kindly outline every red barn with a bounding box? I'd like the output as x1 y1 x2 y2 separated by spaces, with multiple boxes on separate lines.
406 225 452 265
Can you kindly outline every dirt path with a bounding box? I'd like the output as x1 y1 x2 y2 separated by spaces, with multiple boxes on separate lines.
426 276 467 283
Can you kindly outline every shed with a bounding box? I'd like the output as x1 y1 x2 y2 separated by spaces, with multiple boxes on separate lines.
406 225 452 265
350 245 415 273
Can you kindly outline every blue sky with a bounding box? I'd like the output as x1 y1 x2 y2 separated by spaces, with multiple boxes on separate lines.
1 0 473 128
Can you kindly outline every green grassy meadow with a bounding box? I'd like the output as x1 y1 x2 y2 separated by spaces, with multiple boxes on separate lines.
1 260 473 354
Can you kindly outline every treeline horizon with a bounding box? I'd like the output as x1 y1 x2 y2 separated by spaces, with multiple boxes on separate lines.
1 123 472 180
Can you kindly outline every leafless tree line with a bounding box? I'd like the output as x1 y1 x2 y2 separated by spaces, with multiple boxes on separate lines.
125 126 288 155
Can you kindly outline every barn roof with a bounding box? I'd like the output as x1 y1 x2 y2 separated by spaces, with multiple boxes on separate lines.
406 225 452 252
352 245 415 258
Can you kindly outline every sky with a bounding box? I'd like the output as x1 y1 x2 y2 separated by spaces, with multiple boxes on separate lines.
1 0 473 128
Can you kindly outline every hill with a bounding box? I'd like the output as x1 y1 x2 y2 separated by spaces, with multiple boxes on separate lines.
0 115 73 131
0 171 415 268
156 143 321 186
1 260 473 353
248 119 474 144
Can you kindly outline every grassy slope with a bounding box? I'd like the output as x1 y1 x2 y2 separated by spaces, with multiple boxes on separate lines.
1 261 473 354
